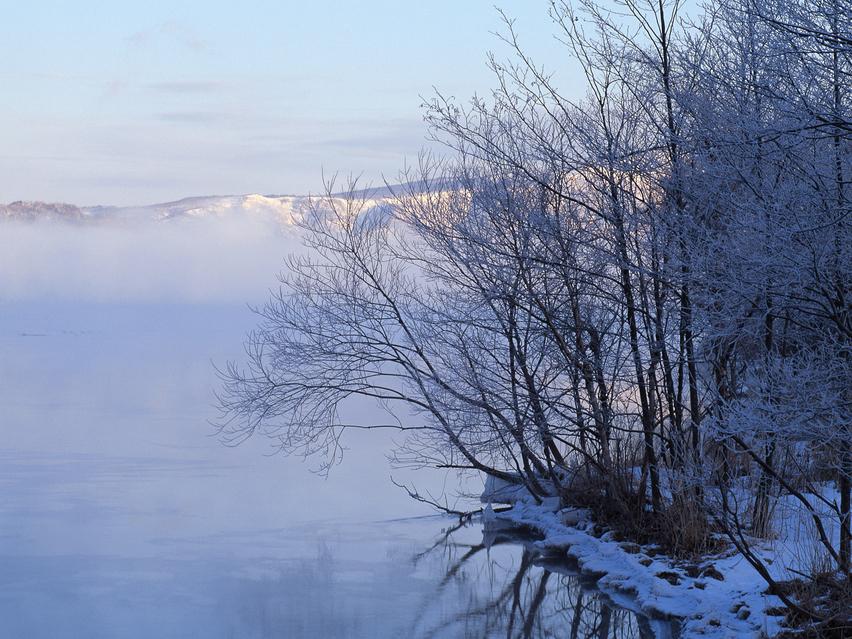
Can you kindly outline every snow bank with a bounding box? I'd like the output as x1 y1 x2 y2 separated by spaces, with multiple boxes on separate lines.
482 497 787 637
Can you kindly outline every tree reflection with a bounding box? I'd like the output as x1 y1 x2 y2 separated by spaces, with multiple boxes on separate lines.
410 521 680 639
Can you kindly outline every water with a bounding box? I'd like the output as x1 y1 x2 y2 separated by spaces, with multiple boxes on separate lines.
0 300 677 638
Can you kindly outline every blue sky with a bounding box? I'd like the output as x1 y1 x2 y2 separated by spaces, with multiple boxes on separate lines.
1 1 570 205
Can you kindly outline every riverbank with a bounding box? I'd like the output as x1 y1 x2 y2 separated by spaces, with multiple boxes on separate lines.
485 501 788 638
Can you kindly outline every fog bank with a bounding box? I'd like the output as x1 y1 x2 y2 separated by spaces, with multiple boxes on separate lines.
0 217 294 303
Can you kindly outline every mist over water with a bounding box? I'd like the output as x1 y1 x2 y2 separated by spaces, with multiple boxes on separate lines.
0 216 446 636
0 217 291 303
0 215 662 638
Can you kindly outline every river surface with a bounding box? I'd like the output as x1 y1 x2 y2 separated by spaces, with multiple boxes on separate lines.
0 300 678 638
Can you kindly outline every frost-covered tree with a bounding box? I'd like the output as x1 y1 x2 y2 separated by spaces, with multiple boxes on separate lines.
218 0 851 622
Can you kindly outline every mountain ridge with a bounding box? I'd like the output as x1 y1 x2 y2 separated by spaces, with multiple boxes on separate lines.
0 187 412 226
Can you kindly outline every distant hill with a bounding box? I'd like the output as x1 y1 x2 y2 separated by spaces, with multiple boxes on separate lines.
0 180 452 227
0 191 403 228
0 201 88 223
0 194 313 226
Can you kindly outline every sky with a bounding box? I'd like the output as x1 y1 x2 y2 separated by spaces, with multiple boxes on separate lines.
1 1 568 206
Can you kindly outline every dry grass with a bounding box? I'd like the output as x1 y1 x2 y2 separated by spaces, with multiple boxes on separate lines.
562 469 720 558
773 573 852 638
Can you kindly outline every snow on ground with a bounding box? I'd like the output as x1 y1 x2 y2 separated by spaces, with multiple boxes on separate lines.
480 489 843 637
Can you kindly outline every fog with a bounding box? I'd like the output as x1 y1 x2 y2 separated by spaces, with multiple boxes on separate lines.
0 216 467 638
0 218 291 303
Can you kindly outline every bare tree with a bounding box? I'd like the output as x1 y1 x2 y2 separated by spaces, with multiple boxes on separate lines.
219 0 850 625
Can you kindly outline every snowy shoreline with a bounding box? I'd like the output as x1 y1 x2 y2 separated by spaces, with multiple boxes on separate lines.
484 501 787 638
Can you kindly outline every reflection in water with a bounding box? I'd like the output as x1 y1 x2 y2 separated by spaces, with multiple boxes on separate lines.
408 521 680 639
0 302 679 638
1 515 679 638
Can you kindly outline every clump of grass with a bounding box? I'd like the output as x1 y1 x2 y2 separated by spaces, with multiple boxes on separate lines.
774 572 852 638
561 469 721 559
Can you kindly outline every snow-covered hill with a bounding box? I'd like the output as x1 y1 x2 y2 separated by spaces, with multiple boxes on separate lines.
1 194 317 226
0 182 445 228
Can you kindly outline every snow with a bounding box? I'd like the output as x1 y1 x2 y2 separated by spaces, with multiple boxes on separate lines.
481 474 539 504
0 192 397 229
481 493 797 638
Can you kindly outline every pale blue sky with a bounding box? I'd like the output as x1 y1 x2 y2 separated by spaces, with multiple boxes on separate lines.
1 0 578 205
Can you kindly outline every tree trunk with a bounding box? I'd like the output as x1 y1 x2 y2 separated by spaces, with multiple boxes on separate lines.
839 441 851 575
